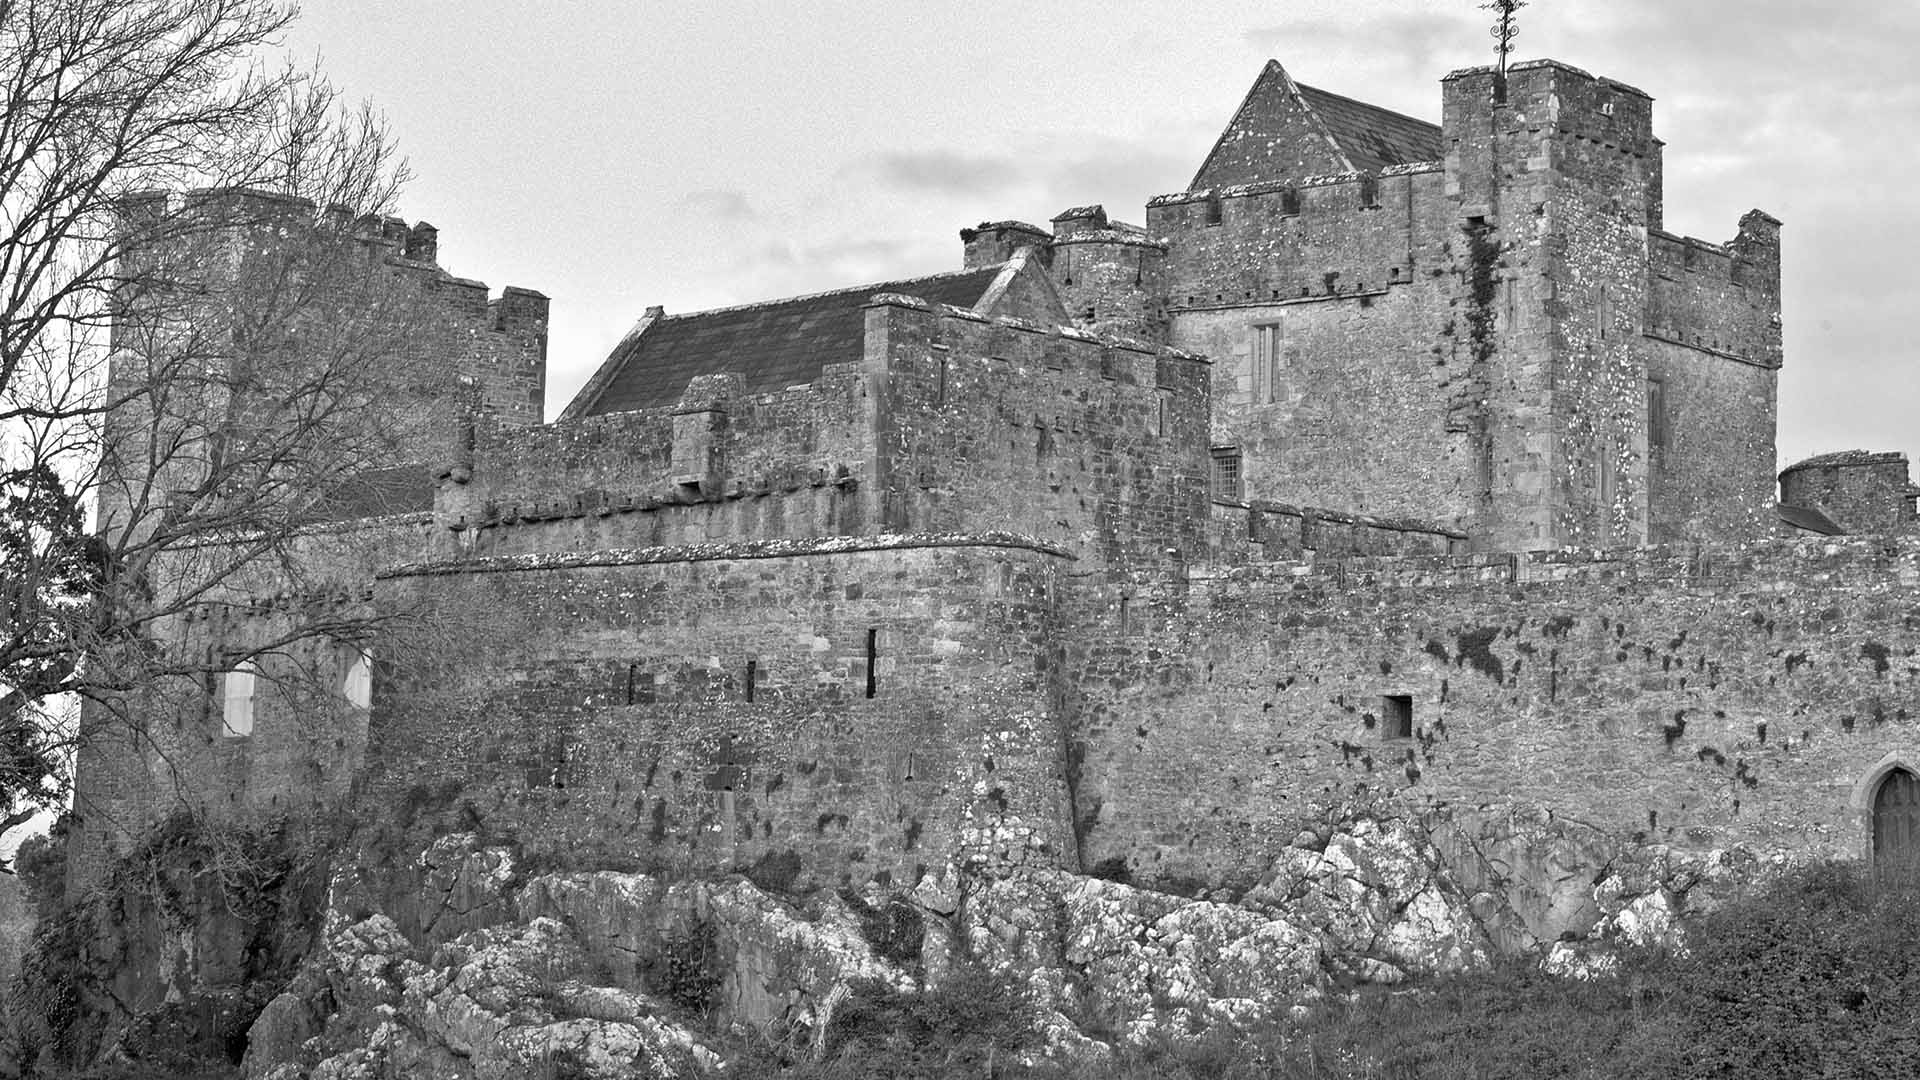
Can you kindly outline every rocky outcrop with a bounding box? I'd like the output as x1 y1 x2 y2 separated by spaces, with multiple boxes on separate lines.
243 836 922 1078
238 808 1747 1076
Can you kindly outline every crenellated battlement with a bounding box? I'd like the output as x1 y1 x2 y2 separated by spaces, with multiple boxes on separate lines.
1147 161 1443 210
1442 59 1656 156
1150 164 1442 310
1646 221 1783 369
863 293 1210 560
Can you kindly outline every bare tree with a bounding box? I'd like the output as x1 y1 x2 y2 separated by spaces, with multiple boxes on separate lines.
0 0 430 864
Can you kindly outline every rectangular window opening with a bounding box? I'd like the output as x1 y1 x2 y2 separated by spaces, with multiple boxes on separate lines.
627 668 656 705
1647 378 1669 463
1211 447 1243 502
1382 694 1414 740
865 629 878 699
1599 437 1618 507
745 659 757 703
222 662 257 738
1251 323 1283 404
1118 596 1131 635
343 649 373 712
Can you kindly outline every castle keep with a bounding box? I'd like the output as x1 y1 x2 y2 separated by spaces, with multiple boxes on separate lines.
71 56 1920 907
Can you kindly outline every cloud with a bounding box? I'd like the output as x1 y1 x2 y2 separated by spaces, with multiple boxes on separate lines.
679 189 756 220
865 150 1020 195
1243 11 1474 91
721 235 950 302
1045 137 1195 204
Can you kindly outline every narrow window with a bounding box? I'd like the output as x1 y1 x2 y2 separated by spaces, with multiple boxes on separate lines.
1381 695 1413 740
1598 436 1617 507
745 659 757 703
1205 194 1223 226
222 662 257 738
1647 378 1669 463
1251 323 1282 404
1281 187 1301 216
1119 597 1131 635
865 629 878 699
1210 447 1243 502
1359 175 1380 209
625 663 637 705
936 357 948 406
343 649 372 711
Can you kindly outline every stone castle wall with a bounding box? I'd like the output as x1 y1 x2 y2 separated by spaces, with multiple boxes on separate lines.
66 516 441 890
1644 218 1783 543
1780 452 1918 536
865 296 1211 564
1065 538 1920 890
360 537 1078 904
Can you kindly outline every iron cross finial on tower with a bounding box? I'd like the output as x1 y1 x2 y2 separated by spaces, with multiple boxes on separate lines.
1482 0 1527 101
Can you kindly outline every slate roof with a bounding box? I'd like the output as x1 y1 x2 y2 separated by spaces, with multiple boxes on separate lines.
1190 61 1443 190
1294 83 1443 173
1778 504 1846 536
571 266 1004 416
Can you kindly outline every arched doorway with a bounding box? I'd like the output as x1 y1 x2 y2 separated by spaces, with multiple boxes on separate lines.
1873 768 1920 868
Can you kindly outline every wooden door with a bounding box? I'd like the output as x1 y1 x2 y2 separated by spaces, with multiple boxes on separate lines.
1873 769 1920 868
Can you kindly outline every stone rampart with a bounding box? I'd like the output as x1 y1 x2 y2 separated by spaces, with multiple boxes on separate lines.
1066 537 1920 890
1150 167 1442 308
865 295 1211 564
362 535 1079 901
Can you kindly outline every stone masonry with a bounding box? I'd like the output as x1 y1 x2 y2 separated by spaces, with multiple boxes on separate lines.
69 53 1920 907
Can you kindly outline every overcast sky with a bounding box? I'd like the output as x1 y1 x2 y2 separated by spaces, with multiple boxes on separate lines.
286 0 1920 473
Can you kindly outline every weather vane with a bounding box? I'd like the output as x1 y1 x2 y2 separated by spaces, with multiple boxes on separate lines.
1482 0 1527 99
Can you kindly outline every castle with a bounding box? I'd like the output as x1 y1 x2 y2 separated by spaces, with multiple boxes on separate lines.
68 56 1920 905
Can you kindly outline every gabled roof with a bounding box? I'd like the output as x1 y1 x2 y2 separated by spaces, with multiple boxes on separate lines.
1295 84 1444 175
1190 60 1442 190
566 266 1003 417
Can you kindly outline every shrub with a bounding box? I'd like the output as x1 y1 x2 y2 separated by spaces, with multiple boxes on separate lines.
654 919 722 1014
733 958 1041 1079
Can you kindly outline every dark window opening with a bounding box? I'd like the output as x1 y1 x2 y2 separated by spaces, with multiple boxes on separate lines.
865 629 878 699
1205 195 1223 226
745 659 757 702
628 669 656 705
1647 378 1669 464
1119 597 1131 635
936 358 947 406
1211 447 1243 502
1382 695 1414 739
1281 188 1301 216
1359 175 1380 209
